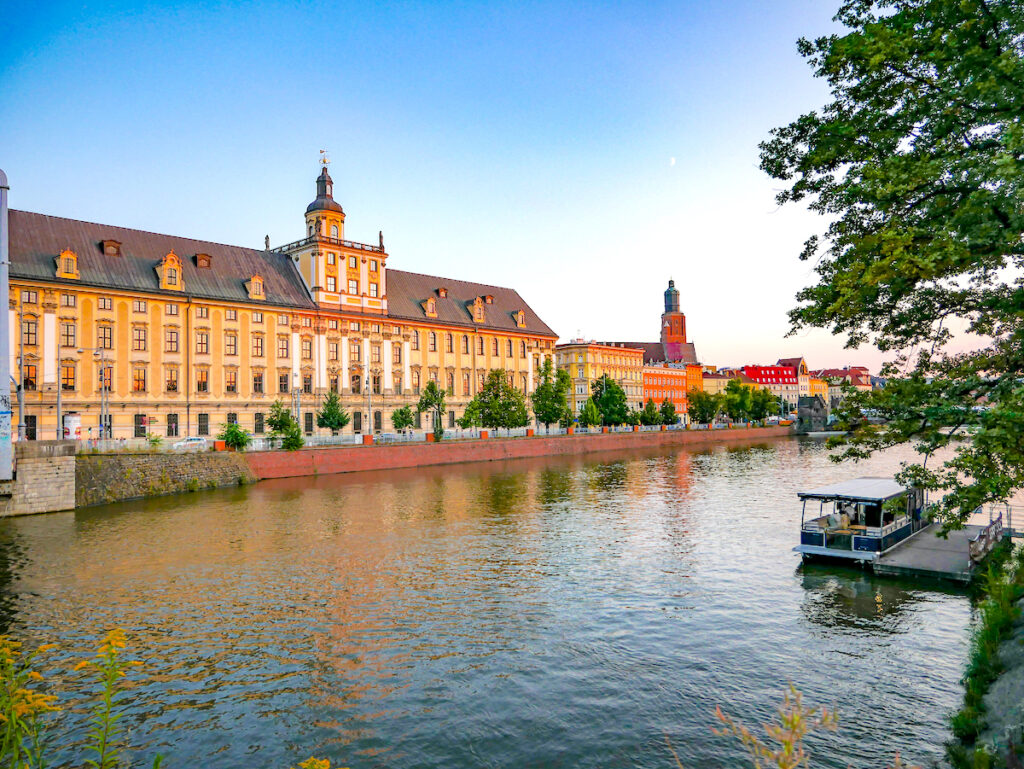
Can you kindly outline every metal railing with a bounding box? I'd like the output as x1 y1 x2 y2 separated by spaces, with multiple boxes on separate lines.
273 235 384 254
970 512 1004 563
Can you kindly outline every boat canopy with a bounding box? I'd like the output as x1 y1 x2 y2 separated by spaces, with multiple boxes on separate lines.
797 477 907 503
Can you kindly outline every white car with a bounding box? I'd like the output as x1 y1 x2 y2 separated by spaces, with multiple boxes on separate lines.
172 436 208 451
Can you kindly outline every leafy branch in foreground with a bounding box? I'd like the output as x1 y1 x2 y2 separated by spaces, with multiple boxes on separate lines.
761 0 1024 529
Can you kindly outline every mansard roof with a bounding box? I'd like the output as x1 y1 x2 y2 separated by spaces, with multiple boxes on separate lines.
615 341 699 365
385 268 557 337
8 210 315 309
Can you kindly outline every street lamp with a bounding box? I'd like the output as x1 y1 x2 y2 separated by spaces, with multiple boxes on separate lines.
77 347 111 439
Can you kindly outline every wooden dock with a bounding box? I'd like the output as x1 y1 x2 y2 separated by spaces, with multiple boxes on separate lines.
873 523 984 583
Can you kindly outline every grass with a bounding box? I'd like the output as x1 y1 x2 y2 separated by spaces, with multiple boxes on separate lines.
947 542 1024 768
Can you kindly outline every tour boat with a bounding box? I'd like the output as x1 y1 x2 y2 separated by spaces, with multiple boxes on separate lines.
794 477 928 563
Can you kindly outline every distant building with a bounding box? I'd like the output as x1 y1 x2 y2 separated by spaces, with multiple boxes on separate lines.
643 363 697 419
702 370 757 395
812 366 873 393
612 279 699 365
742 364 800 407
797 395 829 433
555 341 645 415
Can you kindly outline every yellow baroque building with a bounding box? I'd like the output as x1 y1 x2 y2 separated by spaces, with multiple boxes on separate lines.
8 166 558 441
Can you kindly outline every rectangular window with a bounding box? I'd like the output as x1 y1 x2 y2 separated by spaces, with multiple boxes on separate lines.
392 345 401 364
132 327 147 351
301 339 312 359
429 333 437 352
252 335 264 357
279 373 289 393
198 413 209 436
252 311 263 324
278 336 289 358
225 371 237 393
100 366 112 392
22 320 37 346
327 252 336 265
328 319 338 330
167 413 179 437
196 369 208 393
303 374 312 394
133 299 147 313
349 256 357 269
445 334 453 353
196 332 209 354
326 276 337 292
61 294 76 307
98 296 112 311
369 283 378 297
348 279 358 294
196 306 209 319
132 366 146 392
166 368 178 392
254 413 264 434
463 373 470 396
278 314 289 326
22 364 36 391
225 333 237 356
166 303 178 316
349 321 360 331
304 412 314 434
21 290 37 304
226 309 237 321
60 322 76 347
253 372 264 393
302 317 311 327
328 342 338 361
351 342 361 362
477 337 484 354
330 375 339 392
134 414 147 438
371 344 381 363
370 259 378 272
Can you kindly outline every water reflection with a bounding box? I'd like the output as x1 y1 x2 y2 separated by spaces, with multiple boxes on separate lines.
0 438 972 769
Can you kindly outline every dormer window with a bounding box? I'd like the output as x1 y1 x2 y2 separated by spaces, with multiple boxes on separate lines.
470 296 485 324
438 287 448 298
515 309 526 328
422 297 438 318
157 251 184 291
246 274 266 301
101 239 121 257
56 249 79 280
484 294 494 304
195 253 212 269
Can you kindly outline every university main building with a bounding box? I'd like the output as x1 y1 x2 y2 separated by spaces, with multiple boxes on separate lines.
8 166 558 440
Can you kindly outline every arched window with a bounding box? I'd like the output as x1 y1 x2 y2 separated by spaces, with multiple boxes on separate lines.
462 335 469 354
309 225 314 237
477 337 484 355
446 371 454 395
429 332 437 352
331 224 339 238
411 330 420 350
491 338 499 355
506 339 513 357
167 267 178 286
351 374 362 394
520 340 526 358
412 370 421 393
446 333 453 353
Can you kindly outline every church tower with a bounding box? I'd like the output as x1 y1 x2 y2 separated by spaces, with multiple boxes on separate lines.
661 279 687 349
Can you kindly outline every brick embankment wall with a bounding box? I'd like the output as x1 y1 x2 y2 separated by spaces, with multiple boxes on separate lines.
245 425 794 480
76 451 256 508
0 441 77 516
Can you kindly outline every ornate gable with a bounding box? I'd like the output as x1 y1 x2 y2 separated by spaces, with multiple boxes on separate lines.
156 250 184 291
244 274 266 301
421 296 438 318
469 296 486 324
55 248 79 280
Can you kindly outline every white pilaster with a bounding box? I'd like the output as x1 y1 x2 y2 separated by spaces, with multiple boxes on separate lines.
403 341 411 393
341 338 350 391
291 331 300 383
360 258 369 296
43 312 57 384
316 332 327 389
527 351 534 394
383 340 393 391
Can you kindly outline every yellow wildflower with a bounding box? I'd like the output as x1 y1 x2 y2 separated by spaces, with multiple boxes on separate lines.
28 671 43 681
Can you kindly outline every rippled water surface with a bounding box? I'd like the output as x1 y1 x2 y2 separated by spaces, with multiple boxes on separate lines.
0 437 973 768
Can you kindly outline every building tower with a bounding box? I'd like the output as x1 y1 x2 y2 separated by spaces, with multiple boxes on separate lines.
660 279 688 361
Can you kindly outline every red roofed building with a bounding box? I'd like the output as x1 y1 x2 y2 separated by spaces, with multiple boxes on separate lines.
811 366 873 393
743 365 800 407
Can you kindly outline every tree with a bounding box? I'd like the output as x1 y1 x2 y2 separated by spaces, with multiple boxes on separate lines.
267 400 294 435
578 398 601 427
639 399 662 426
217 422 252 451
591 375 629 426
760 0 1024 528
478 369 530 430
417 380 447 440
456 399 482 429
749 387 779 424
659 400 677 425
391 405 415 432
722 379 753 423
316 390 351 435
687 389 720 425
532 359 572 428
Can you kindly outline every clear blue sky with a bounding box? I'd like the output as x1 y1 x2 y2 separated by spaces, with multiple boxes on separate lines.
3 0 882 370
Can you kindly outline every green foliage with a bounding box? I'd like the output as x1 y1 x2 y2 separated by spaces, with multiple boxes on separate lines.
761 0 1024 529
578 398 601 428
0 636 59 768
639 399 661 426
748 388 780 424
456 399 482 429
591 375 629 426
476 370 530 430
217 422 252 451
391 405 415 432
722 379 753 422
659 399 677 425
316 390 351 435
186 478 199 492
417 380 446 440
281 423 304 451
687 388 721 425
532 359 572 427
146 433 163 448
267 400 294 435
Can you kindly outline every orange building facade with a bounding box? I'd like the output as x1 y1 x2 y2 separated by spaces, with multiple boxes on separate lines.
642 363 703 420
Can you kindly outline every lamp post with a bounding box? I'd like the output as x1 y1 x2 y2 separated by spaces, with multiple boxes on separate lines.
78 347 110 440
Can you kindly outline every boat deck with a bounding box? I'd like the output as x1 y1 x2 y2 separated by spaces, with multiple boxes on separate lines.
872 523 983 583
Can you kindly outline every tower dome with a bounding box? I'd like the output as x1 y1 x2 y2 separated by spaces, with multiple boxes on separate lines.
664 279 680 314
306 167 344 215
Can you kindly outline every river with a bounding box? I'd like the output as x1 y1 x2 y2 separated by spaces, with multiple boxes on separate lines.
0 437 971 768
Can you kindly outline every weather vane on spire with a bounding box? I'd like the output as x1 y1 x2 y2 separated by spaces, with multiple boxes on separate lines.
319 149 330 168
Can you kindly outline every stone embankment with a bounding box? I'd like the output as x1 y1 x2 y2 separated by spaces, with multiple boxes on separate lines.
76 452 255 508
245 425 793 480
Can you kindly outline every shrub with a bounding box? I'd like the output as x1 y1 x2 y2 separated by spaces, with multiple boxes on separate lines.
217 422 252 452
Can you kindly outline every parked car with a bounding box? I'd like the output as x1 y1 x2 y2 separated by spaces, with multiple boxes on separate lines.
172 436 208 451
